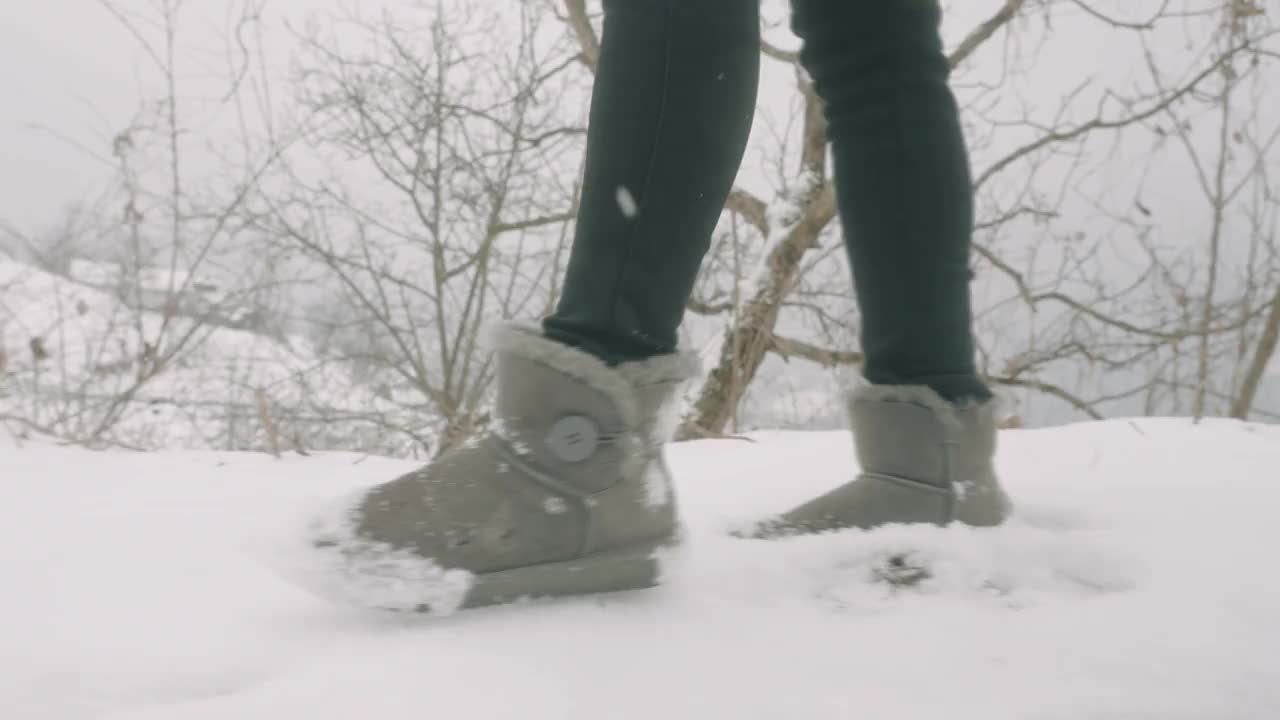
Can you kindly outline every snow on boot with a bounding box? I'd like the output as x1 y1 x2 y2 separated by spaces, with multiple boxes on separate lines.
745 384 1011 538
313 323 698 613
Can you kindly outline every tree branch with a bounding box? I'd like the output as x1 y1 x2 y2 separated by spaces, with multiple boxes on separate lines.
492 210 575 235
948 0 1027 68
761 38 799 65
989 376 1105 420
687 297 734 316
1231 286 1280 419
725 188 770 237
769 333 863 368
563 0 599 71
974 46 1249 190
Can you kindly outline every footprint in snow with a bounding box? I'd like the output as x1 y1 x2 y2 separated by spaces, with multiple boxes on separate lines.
799 522 1140 613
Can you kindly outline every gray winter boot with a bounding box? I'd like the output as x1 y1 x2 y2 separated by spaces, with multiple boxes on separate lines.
747 384 1011 538
317 323 698 612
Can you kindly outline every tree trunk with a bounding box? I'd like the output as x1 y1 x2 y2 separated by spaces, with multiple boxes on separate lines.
1230 286 1280 420
676 185 836 440
674 71 835 440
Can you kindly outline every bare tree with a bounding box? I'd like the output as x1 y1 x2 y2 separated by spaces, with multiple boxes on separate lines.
0 0 374 452
259 0 586 455
0 1 289 446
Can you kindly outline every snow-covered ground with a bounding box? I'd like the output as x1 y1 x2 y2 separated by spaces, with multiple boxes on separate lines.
3 418 1278 720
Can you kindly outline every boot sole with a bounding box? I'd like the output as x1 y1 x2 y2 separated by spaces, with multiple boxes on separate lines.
457 539 669 611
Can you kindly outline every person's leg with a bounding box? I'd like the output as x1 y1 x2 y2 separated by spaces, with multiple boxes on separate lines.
793 0 989 403
544 0 761 363
318 0 760 612
745 0 1009 538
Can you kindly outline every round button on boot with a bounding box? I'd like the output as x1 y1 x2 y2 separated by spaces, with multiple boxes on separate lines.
545 414 600 463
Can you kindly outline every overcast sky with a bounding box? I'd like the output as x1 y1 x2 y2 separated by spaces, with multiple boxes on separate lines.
0 0 1071 236
0 1 1272 240
0 0 323 236
2 0 134 231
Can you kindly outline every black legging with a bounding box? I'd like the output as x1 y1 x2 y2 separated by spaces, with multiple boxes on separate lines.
543 0 990 403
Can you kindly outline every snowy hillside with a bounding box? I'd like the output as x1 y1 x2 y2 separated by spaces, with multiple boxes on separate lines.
3 418 1278 720
0 255 412 455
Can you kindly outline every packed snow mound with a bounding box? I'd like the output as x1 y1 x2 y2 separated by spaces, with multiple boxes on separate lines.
2 418 1278 720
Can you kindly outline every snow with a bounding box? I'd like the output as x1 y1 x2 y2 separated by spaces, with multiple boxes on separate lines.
0 255 413 455
305 490 474 615
615 186 639 218
3 418 1279 719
